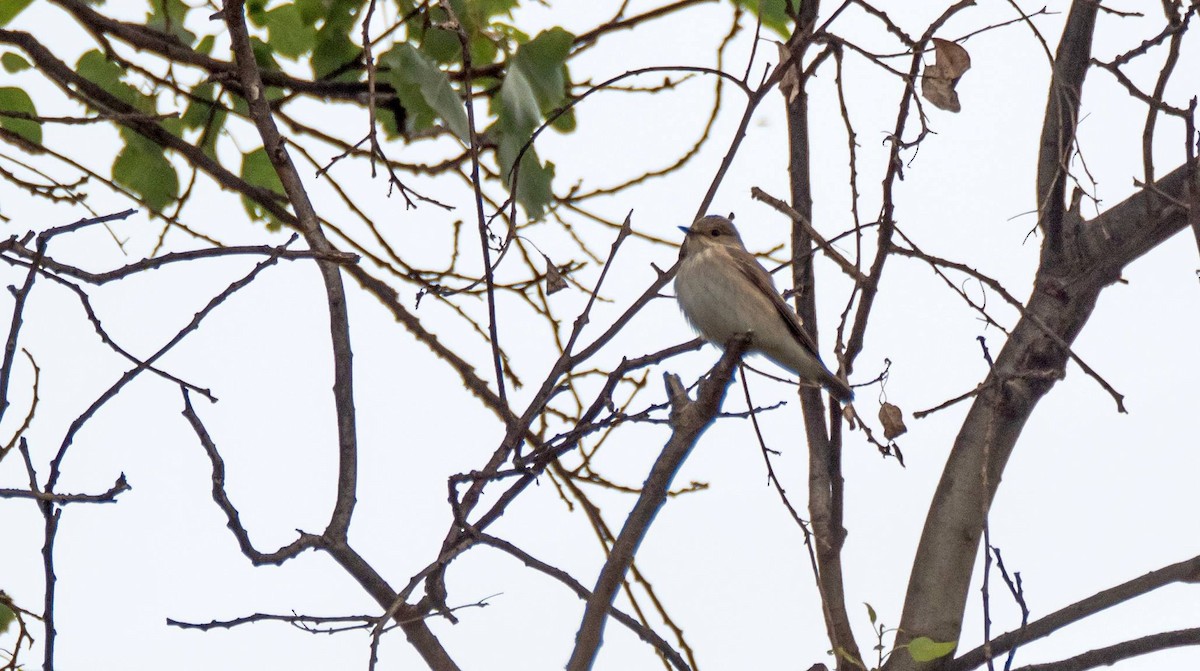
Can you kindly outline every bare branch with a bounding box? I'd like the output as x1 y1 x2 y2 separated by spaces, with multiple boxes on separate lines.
950 554 1200 671
476 533 692 671
223 0 360 541
0 474 129 504
1007 628 1200 671
180 389 321 565
566 335 749 671
750 186 868 283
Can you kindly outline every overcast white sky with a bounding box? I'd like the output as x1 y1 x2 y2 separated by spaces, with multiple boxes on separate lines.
2 1 1198 669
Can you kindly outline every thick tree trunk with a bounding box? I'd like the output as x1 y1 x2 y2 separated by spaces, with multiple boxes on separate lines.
887 162 1193 671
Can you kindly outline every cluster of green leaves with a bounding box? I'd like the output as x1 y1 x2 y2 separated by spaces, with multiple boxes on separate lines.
0 0 784 222
234 0 580 219
0 6 40 149
247 0 360 79
378 0 574 218
76 49 182 211
6 0 577 222
242 0 577 218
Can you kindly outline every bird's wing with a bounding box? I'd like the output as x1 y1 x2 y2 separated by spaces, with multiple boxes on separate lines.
729 248 823 359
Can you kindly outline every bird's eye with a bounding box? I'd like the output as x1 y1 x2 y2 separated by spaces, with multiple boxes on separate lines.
710 230 720 237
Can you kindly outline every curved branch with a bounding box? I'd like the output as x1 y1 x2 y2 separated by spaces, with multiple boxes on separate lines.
951 554 1200 671
1010 628 1200 671
222 0 359 540
181 389 322 565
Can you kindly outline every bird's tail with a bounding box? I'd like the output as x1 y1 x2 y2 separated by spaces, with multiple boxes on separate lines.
821 371 854 403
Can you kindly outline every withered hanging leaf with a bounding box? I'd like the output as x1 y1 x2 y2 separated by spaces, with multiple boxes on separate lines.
879 402 908 441
776 41 801 104
542 253 567 295
921 38 971 112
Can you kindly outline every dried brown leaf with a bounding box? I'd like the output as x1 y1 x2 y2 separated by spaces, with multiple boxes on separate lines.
921 38 971 112
543 254 567 295
879 402 908 441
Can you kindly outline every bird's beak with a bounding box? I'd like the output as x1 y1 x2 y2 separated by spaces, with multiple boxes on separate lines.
677 226 689 235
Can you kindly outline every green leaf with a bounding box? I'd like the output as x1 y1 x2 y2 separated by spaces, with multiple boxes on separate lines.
469 34 498 66
320 0 359 34
379 73 433 133
1 52 31 73
113 130 179 210
730 0 793 37
198 107 227 161
476 0 518 20
496 65 541 140
179 83 227 156
240 147 284 196
0 601 14 634
494 64 552 218
239 147 286 226
420 23 461 64
76 50 153 112
195 34 216 56
833 646 867 670
0 86 42 145
311 31 359 80
485 27 575 217
865 602 877 626
180 82 216 130
511 28 573 114
296 0 325 25
265 4 316 59
246 0 269 26
308 0 361 79
550 107 575 133
249 36 282 71
379 44 468 140
494 22 530 46
459 0 518 43
146 0 196 46
0 0 34 26
907 637 957 663
514 153 553 219
417 0 509 65
161 114 183 138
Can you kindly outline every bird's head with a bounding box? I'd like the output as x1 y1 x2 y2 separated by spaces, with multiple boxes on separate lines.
678 215 745 256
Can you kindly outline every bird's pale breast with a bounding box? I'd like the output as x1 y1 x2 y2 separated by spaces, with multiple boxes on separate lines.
675 246 831 382
676 246 778 345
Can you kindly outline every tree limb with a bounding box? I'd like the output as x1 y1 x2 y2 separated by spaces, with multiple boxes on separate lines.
950 554 1200 671
1035 0 1097 265
1010 628 1200 671
566 335 749 671
888 160 1195 671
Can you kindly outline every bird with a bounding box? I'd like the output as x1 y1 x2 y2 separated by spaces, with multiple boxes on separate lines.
674 214 854 403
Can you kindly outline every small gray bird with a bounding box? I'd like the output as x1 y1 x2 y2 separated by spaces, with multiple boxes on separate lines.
674 214 854 402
